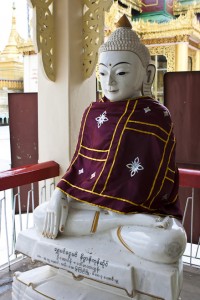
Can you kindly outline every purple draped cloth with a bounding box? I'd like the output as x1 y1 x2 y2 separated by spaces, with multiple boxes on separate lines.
57 96 182 219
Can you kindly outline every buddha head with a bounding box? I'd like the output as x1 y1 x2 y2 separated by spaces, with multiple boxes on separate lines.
98 15 155 102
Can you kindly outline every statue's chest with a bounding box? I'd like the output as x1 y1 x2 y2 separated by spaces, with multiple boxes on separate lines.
83 106 127 151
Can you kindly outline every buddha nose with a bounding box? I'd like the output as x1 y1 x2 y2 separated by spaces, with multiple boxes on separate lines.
107 74 116 86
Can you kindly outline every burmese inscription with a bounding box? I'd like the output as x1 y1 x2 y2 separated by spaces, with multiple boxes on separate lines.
36 247 120 286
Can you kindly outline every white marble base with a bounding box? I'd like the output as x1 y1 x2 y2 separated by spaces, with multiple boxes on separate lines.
12 265 151 300
14 228 183 300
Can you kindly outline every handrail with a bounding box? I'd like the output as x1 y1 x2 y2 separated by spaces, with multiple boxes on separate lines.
179 168 200 189
0 164 199 269
178 168 200 267
0 161 60 191
0 164 199 191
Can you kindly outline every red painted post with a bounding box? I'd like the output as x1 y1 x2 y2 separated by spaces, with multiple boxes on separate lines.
0 161 60 191
179 168 200 189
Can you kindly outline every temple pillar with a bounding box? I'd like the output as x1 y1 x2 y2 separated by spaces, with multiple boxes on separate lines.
37 0 96 178
195 49 200 70
175 42 188 71
68 0 96 158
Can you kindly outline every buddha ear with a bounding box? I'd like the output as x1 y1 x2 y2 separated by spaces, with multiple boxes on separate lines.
142 64 156 97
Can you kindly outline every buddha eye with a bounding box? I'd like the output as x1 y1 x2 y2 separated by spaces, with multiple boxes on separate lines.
117 71 127 76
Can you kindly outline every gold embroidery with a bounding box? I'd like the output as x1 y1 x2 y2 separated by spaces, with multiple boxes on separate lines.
128 120 169 136
126 127 167 143
81 145 109 152
79 152 106 162
90 211 100 233
101 100 138 194
140 204 157 211
57 187 133 214
78 104 93 148
168 167 175 174
149 139 176 207
70 104 93 167
57 187 161 216
117 226 134 253
165 167 176 182
146 125 173 204
92 100 131 192
165 176 174 183
61 179 139 207
92 160 107 192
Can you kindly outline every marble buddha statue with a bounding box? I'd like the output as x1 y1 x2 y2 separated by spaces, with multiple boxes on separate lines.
34 15 186 264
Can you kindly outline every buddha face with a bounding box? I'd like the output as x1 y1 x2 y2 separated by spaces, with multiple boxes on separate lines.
98 51 146 102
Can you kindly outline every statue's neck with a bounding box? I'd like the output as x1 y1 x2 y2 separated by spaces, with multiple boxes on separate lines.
108 91 142 102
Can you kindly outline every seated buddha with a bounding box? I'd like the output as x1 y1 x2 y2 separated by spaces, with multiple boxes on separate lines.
34 15 187 264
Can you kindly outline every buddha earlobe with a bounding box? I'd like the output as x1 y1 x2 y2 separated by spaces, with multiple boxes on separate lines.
142 64 156 97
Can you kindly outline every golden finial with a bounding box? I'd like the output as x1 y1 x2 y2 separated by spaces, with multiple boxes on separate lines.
116 14 132 29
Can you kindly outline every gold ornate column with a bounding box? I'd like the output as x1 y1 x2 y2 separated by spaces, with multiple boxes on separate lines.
148 45 176 72
82 0 113 79
175 36 189 71
30 0 55 81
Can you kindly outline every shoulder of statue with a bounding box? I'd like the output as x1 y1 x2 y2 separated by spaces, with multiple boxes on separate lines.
97 98 105 103
96 96 109 103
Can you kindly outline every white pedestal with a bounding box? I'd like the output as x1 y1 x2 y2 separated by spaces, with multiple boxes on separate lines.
14 228 183 300
12 265 146 300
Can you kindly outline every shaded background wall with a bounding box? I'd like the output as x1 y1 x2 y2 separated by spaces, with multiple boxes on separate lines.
164 71 200 243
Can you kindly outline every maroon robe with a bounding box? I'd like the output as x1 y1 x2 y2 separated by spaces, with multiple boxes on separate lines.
57 96 182 219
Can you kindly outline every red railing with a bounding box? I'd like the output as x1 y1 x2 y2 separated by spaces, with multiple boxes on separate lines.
0 165 199 268
179 168 200 189
0 161 60 269
0 161 60 191
179 168 200 266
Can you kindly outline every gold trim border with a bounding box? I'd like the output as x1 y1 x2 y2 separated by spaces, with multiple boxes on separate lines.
90 211 100 233
117 226 134 253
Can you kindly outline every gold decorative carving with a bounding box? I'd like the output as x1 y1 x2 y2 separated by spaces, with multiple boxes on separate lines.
118 1 142 14
176 35 189 43
173 0 200 15
90 3 200 79
105 1 141 36
189 39 200 50
83 0 113 79
105 1 121 36
17 38 35 54
148 45 176 72
132 8 200 69
30 0 55 81
143 36 189 45
0 79 23 90
133 9 200 41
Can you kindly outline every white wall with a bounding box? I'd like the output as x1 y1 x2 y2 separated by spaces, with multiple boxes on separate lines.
37 0 96 178
23 54 38 92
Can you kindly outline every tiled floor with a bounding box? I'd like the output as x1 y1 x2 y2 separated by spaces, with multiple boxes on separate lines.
180 264 200 300
0 258 43 300
0 257 200 299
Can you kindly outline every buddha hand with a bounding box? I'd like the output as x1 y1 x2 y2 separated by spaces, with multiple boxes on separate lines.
42 188 68 239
